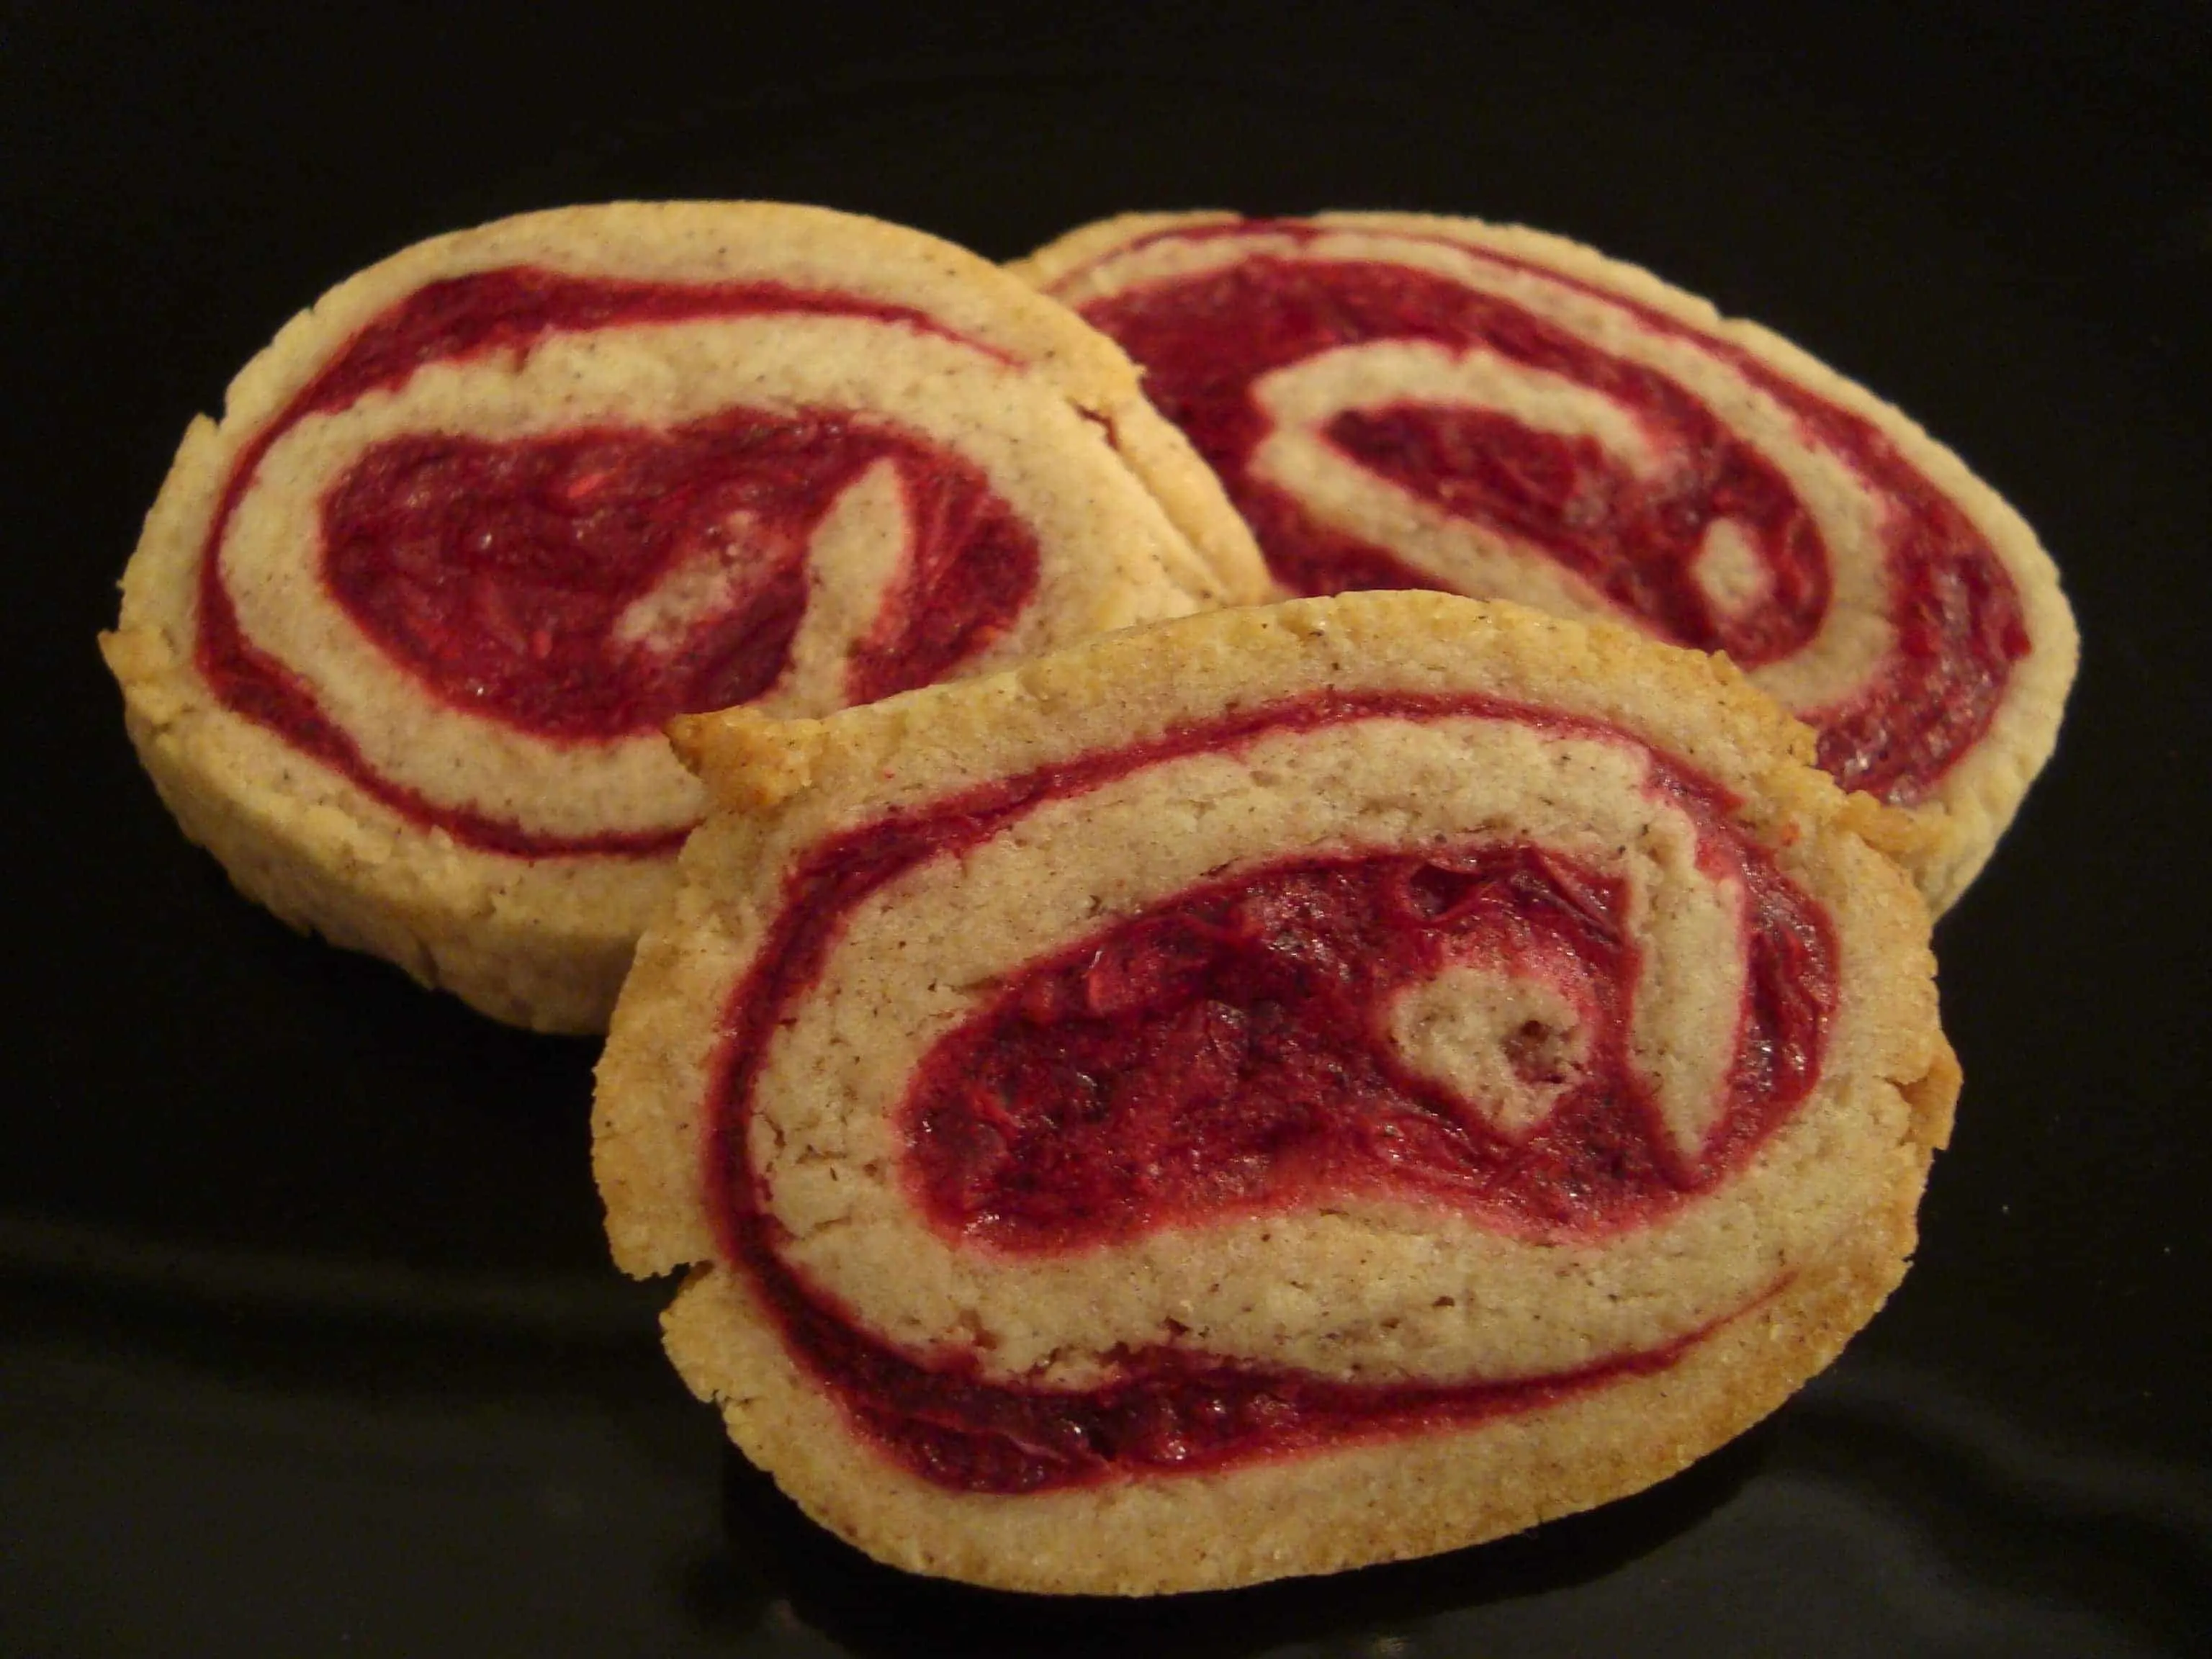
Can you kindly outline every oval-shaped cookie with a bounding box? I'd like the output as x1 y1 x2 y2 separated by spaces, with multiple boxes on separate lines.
101 202 1267 1032
1015 211 2077 912
595 590 1959 1594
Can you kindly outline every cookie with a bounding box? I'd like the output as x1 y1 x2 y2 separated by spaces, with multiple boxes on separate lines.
102 202 1268 1033
594 590 1958 1594
1015 211 2078 911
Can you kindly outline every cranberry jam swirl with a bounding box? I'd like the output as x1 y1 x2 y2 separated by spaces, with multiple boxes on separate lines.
196 268 1044 858
596 594 1956 1591
1016 213 2078 911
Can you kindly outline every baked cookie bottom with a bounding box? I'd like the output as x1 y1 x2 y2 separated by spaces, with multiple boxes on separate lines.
114 685 649 1034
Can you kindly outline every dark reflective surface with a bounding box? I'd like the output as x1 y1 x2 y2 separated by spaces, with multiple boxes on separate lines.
6 4 2208 1653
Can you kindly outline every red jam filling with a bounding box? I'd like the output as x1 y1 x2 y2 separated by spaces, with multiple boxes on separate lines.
1071 222 2030 801
711 693 1835 1492
907 838 1826 1250
322 414 1035 739
197 268 1036 854
768 1280 1732 1496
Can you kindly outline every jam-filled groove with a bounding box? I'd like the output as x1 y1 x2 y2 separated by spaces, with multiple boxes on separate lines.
1056 219 2030 802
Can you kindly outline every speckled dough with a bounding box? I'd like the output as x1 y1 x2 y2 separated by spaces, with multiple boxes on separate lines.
101 202 1269 1033
595 591 1958 1593
1013 210 2079 912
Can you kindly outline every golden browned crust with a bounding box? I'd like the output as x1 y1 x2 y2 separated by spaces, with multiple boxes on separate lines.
102 202 1271 1033
1012 210 2079 913
109 660 642 1030
595 591 1954 1592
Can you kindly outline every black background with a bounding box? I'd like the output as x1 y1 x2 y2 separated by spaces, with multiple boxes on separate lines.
5 3 2208 1653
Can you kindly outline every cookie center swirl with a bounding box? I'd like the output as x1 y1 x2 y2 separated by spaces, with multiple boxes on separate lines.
714 693 1839 1492
1326 394 1821 667
1067 226 2031 801
322 416 1035 737
907 842 1815 1248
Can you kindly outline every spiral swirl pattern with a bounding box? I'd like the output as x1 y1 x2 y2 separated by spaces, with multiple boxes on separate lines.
202 273 1228 851
106 204 1265 1029
1017 212 2077 909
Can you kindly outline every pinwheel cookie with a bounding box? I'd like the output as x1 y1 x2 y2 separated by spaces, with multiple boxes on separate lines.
1015 212 2077 911
102 202 1266 1033
595 590 1959 1594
